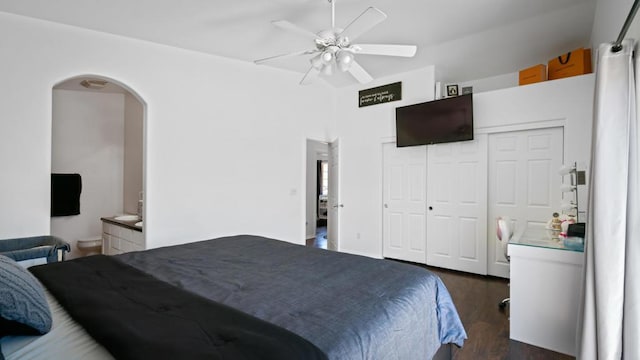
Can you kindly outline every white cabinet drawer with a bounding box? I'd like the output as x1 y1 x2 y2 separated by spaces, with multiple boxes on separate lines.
102 220 145 255
102 234 110 255
130 230 144 246
103 223 114 236
110 236 121 251
120 228 131 241
120 239 135 253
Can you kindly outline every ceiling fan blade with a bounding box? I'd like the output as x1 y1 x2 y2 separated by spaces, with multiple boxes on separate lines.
254 49 319 65
339 7 387 42
272 20 318 40
347 60 373 84
300 67 321 85
353 44 417 57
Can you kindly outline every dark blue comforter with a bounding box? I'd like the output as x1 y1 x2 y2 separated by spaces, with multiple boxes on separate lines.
118 235 467 359
31 255 327 360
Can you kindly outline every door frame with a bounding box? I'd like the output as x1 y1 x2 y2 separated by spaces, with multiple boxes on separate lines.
51 74 148 255
327 138 340 251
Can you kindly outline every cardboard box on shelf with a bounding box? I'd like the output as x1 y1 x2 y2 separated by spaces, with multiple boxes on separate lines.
519 64 547 86
548 48 592 80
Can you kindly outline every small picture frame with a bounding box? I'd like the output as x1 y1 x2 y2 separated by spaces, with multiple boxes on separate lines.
446 84 459 97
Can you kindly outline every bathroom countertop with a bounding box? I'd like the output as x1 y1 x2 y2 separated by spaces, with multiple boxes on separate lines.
101 216 142 232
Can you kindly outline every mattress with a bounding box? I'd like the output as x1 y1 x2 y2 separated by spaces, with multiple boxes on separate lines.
1 289 112 360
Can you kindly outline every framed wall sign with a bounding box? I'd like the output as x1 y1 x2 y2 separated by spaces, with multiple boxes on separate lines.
359 82 402 108
446 84 459 97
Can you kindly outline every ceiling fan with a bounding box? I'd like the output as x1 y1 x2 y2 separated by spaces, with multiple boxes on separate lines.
254 0 417 85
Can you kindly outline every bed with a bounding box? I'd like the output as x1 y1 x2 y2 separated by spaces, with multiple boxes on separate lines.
1 235 466 359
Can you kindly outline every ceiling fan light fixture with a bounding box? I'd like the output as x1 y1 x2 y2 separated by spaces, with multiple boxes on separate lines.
336 50 353 71
321 50 334 63
337 36 350 47
337 61 351 72
80 79 108 89
310 54 324 69
256 0 416 85
322 63 333 75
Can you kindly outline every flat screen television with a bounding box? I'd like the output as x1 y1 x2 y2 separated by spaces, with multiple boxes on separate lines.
395 94 473 147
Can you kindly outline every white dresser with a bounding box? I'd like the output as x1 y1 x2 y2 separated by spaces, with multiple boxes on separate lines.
508 226 585 356
102 218 144 255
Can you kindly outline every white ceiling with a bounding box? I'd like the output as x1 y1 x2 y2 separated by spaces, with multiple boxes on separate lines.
0 0 597 87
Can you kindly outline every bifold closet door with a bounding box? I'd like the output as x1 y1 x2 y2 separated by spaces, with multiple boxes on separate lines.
487 127 563 278
382 143 427 264
426 134 488 275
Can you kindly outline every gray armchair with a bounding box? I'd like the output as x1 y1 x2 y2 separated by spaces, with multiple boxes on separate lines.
0 235 71 264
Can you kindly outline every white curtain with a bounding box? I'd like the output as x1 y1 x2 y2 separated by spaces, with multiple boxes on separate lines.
578 39 640 359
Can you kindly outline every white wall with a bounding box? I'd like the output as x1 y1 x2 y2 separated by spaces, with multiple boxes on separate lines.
123 92 143 215
591 0 640 51
0 12 334 247
51 89 125 258
456 72 519 95
334 66 435 258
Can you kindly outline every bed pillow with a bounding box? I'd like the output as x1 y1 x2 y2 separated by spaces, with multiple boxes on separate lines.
0 254 52 337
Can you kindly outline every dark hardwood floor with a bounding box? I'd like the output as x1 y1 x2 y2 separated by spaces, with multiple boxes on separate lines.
305 237 574 359
306 226 327 249
307 232 575 360
421 264 575 360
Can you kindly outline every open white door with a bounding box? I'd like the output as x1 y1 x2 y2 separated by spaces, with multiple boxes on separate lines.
487 127 563 277
426 135 488 274
327 139 340 251
382 143 427 263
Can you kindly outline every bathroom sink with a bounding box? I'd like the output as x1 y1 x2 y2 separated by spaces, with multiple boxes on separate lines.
114 215 139 221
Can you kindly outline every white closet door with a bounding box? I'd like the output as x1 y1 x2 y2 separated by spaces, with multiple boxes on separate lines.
382 143 427 263
487 127 564 278
426 135 488 275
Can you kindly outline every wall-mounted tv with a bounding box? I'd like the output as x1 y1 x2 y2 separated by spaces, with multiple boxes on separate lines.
395 94 473 147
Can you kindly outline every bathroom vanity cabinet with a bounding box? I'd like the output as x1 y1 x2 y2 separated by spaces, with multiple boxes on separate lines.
101 217 144 255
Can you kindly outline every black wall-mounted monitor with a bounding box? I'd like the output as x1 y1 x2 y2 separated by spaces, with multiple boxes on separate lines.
395 94 474 147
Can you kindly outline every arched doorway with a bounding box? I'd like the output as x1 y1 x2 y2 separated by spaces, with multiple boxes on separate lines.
51 75 146 259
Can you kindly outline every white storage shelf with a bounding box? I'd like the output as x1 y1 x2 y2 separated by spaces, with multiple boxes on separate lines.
102 222 144 255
